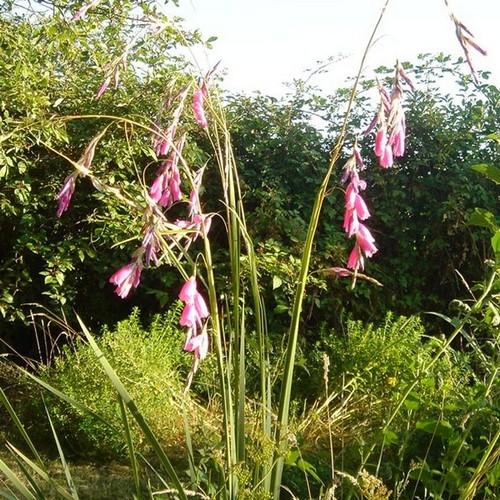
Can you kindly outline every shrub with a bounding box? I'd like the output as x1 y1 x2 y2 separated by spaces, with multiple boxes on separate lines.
292 312 498 498
22 307 216 460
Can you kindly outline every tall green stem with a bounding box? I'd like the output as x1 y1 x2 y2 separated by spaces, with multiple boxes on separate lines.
269 1 391 497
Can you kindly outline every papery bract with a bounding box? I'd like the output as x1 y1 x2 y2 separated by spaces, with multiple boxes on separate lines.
347 244 364 271
142 226 161 266
96 76 111 99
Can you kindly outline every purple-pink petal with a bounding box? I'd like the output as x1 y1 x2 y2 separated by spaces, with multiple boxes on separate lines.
109 260 142 299
192 88 208 129
57 173 77 217
179 276 197 303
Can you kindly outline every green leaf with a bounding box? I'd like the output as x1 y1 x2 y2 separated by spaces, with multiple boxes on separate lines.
471 163 500 185
468 208 497 231
491 230 500 255
5 443 75 500
285 450 300 465
486 132 500 143
0 458 37 499
297 458 322 484
272 275 283 290
274 304 289 314
44 404 79 499
404 391 421 410
416 419 453 438
383 429 399 445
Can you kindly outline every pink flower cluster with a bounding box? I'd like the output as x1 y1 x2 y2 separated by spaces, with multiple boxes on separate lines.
108 84 213 299
149 135 185 208
365 64 414 168
109 256 143 299
108 217 162 299
57 173 78 217
342 148 377 272
179 276 209 360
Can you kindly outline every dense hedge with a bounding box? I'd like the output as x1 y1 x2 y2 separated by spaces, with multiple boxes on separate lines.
0 3 498 350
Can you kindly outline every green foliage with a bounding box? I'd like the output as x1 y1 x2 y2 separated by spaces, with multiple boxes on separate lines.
0 1 201 331
284 311 498 498
21 307 213 460
225 55 499 326
306 314 470 425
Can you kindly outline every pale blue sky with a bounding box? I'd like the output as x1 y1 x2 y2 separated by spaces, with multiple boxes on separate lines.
170 0 499 95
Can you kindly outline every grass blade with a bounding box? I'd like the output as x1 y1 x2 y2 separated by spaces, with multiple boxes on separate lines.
0 487 18 500
181 402 197 487
76 315 187 500
16 368 116 432
0 388 43 465
118 396 141 498
0 457 37 500
6 443 75 500
9 454 44 499
44 402 79 499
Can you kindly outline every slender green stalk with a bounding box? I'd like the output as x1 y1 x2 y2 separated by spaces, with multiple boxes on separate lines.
44 402 79 500
269 2 391 496
224 132 246 465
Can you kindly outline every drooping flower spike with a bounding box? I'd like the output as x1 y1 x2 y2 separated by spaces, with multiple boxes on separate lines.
184 323 209 361
179 276 209 344
57 173 78 218
447 4 487 84
142 225 162 267
188 167 205 217
56 129 106 216
95 44 133 99
192 83 208 129
149 134 186 208
152 88 188 157
341 148 378 273
71 0 103 21
191 62 221 130
366 63 414 168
